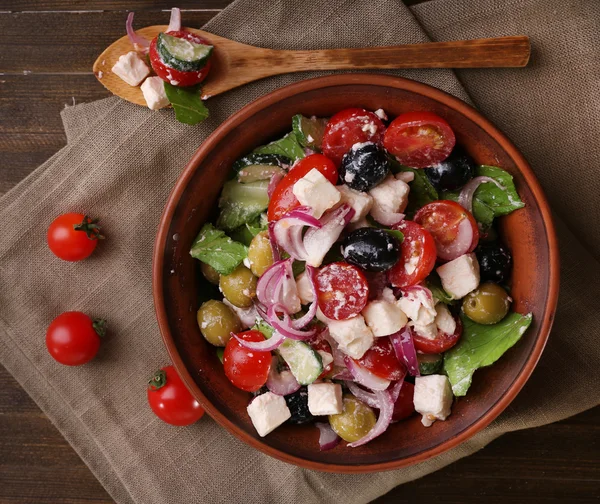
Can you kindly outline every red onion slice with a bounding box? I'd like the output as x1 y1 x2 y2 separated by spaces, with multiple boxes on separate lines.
331 368 353 380
458 176 506 214
303 204 355 267
346 381 379 408
267 222 281 262
290 265 317 329
256 260 286 307
266 357 301 396
315 422 340 451
233 330 285 351
272 207 322 261
125 12 150 53
401 284 433 302
390 327 420 376
322 331 346 367
389 376 406 404
436 218 474 261
166 7 182 32
267 171 284 198
267 304 316 340
223 299 257 329
345 357 391 391
348 390 394 447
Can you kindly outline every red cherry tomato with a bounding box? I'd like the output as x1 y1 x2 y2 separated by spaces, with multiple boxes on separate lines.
413 316 463 354
354 337 405 381
321 108 386 165
47 213 103 262
267 153 338 221
315 262 369 320
391 382 415 422
149 30 212 87
147 365 205 426
46 311 104 366
310 331 334 379
223 330 271 392
414 200 479 261
383 111 455 168
388 220 437 288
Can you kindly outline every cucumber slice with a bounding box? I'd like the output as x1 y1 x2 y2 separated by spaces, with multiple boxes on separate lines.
253 132 305 161
157 33 213 72
232 153 290 174
216 179 269 231
292 114 328 150
418 353 443 375
237 165 285 183
278 339 323 385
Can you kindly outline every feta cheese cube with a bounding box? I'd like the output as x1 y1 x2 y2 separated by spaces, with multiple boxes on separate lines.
435 304 456 335
414 375 454 427
412 321 438 340
295 271 314 305
397 287 436 326
436 253 480 299
140 76 170 111
380 287 397 304
317 350 334 369
292 168 341 218
246 392 291 437
307 382 343 415
336 185 373 223
362 300 407 336
111 51 150 86
368 175 410 225
327 315 374 359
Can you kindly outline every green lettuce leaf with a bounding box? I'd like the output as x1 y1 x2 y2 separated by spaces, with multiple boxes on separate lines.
443 312 533 396
163 83 209 125
228 213 268 246
253 131 305 161
189 223 248 275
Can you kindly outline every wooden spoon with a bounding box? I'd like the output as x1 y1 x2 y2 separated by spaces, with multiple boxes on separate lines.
93 27 530 106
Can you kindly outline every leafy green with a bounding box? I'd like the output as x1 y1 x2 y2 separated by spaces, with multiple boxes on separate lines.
254 319 275 339
228 214 267 246
189 223 248 275
216 180 270 231
426 273 454 305
386 229 404 243
253 131 305 161
163 83 209 125
443 312 533 396
391 162 439 214
216 348 224 364
231 153 290 177
292 114 328 150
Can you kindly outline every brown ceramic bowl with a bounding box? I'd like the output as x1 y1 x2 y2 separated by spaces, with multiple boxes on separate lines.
153 74 559 473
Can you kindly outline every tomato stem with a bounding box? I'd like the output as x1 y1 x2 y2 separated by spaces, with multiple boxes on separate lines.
148 369 167 390
92 318 107 337
73 215 105 240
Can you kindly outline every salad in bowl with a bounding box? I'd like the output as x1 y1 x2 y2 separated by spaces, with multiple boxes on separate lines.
188 106 533 450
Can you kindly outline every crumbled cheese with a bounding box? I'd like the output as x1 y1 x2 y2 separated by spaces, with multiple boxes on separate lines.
295 271 314 305
374 108 388 121
111 51 150 86
435 304 456 335
397 288 436 326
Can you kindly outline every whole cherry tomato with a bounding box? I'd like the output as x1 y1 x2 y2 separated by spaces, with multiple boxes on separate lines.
47 213 103 262
223 330 271 392
412 316 463 354
392 382 415 422
147 365 205 426
46 311 104 366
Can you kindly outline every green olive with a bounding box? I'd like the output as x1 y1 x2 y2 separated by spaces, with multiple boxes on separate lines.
248 231 274 277
201 262 220 285
328 394 377 443
462 282 511 325
219 265 257 308
196 300 242 346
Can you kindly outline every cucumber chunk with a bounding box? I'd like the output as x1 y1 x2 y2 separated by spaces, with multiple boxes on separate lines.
418 353 443 375
237 165 285 183
292 114 328 150
278 339 323 385
232 153 290 174
157 33 213 72
216 180 269 231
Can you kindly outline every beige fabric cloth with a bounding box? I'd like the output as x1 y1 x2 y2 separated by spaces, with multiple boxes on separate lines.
1 0 599 502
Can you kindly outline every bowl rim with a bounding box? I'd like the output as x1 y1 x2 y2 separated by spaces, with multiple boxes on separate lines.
152 73 560 473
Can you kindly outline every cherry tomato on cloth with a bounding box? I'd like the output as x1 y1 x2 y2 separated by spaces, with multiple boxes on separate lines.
391 382 415 422
383 111 455 168
267 153 338 221
223 330 271 392
310 331 334 379
149 30 212 87
321 108 386 166
47 213 104 262
315 262 369 320
414 200 479 261
413 316 463 354
388 220 436 288
354 337 405 381
46 311 105 366
147 365 205 426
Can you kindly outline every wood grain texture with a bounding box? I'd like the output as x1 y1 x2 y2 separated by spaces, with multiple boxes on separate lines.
0 0 598 503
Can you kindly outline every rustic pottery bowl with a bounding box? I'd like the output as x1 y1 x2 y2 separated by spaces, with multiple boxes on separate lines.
153 74 559 473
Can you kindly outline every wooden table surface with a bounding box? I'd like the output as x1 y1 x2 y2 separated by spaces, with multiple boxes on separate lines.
0 1 598 503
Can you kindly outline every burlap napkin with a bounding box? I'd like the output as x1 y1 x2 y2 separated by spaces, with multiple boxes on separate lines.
1 0 599 502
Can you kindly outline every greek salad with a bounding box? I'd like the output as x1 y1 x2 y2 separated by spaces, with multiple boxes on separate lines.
190 107 532 449
108 8 213 124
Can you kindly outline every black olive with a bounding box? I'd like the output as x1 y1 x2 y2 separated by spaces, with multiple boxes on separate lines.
285 387 315 424
341 228 399 272
339 142 389 191
425 145 476 191
476 241 512 283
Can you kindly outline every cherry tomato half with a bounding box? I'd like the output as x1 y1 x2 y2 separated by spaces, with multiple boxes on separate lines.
387 220 437 288
383 111 455 168
412 316 463 354
392 382 415 422
414 200 479 261
147 365 205 426
223 330 271 392
46 311 104 366
354 337 405 381
315 262 369 320
321 108 386 166
47 213 103 262
267 153 338 221
149 30 212 87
